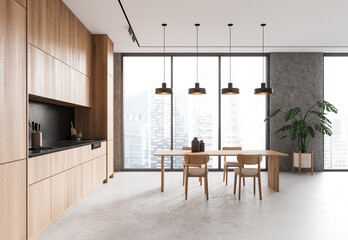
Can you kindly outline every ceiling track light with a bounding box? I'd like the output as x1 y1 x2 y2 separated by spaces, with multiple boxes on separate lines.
254 23 273 95
188 23 206 95
222 23 239 95
155 23 172 95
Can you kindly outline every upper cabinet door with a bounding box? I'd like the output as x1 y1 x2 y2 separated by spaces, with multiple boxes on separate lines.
107 38 114 77
46 0 61 58
0 0 26 164
28 0 47 51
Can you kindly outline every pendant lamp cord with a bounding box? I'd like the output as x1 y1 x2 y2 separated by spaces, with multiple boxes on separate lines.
196 24 199 83
262 24 265 84
229 25 232 84
163 24 166 84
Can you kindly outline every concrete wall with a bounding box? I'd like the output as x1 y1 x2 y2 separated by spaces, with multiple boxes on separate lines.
270 53 324 171
113 53 123 171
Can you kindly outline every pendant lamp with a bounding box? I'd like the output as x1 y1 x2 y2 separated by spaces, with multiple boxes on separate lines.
254 23 273 95
222 23 239 95
155 23 172 95
188 23 206 95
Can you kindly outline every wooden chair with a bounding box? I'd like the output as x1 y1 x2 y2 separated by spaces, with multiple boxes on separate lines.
182 147 202 186
234 154 262 200
184 154 209 200
222 147 245 186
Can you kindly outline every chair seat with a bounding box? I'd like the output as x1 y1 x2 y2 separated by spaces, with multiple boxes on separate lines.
183 161 203 167
234 168 258 177
184 168 208 177
224 161 240 167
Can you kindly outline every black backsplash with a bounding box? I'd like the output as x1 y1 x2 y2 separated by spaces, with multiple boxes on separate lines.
29 100 74 147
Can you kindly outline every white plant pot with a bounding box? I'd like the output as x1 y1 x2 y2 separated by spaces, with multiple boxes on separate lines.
293 152 312 168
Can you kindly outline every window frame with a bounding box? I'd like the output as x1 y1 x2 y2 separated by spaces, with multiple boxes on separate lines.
121 53 270 171
323 53 348 171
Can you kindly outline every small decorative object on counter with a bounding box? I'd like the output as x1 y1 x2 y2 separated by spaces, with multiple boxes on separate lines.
200 140 205 152
191 137 200 152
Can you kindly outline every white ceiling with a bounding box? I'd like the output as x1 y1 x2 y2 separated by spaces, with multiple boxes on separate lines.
63 0 348 53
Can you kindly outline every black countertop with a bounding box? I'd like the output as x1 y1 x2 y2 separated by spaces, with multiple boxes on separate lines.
29 139 106 158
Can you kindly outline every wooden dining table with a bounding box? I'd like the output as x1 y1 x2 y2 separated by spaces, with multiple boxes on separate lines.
153 150 288 193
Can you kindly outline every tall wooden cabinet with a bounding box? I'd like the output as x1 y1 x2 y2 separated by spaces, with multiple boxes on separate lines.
75 35 115 181
0 0 26 239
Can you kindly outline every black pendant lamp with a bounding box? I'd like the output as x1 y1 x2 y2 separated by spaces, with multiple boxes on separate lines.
155 23 172 95
254 23 273 95
189 24 206 95
222 24 239 95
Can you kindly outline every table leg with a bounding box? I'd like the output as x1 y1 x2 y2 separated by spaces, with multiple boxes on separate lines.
161 156 165 192
268 156 279 192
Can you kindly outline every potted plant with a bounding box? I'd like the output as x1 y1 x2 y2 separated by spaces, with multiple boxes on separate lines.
264 100 338 174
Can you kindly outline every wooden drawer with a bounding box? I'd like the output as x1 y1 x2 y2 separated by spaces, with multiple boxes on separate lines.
68 147 81 168
90 141 107 160
81 161 92 197
28 178 50 240
28 155 51 185
51 171 69 221
51 150 69 175
68 165 81 206
81 145 91 163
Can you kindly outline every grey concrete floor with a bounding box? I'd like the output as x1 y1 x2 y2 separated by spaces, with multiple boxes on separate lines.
37 172 348 240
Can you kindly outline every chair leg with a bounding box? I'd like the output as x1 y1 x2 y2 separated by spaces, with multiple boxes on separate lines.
243 177 245 186
305 168 307 174
199 166 202 186
185 174 189 200
205 175 209 200
204 176 207 194
238 175 242 200
258 175 262 200
299 165 301 176
233 172 237 194
225 167 228 186
183 165 185 186
253 177 255 194
223 165 226 182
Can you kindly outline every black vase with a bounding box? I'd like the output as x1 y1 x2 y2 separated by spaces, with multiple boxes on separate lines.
200 140 205 152
191 137 200 152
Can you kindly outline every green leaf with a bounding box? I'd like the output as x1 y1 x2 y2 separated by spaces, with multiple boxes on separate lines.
315 123 333 136
264 108 281 122
289 121 299 140
284 107 301 121
279 135 287 140
309 111 332 124
307 126 315 138
317 100 338 113
276 125 292 133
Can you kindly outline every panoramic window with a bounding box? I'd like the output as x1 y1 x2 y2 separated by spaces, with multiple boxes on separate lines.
123 55 267 169
324 56 348 169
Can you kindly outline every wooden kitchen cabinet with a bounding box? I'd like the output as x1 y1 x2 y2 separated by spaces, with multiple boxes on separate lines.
69 147 82 168
46 0 61 58
28 178 51 240
81 145 92 163
51 171 69 221
28 154 51 185
82 160 93 197
51 150 69 176
69 165 82 206
47 55 63 101
107 74 114 140
0 160 26 240
28 45 47 97
0 0 26 164
108 140 114 177
28 0 46 51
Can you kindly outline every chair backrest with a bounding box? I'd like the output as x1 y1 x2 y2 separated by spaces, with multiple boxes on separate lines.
184 154 209 165
182 147 192 150
222 147 242 151
237 154 262 165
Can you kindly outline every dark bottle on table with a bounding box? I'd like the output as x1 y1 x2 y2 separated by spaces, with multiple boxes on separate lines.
200 140 205 152
191 137 200 152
